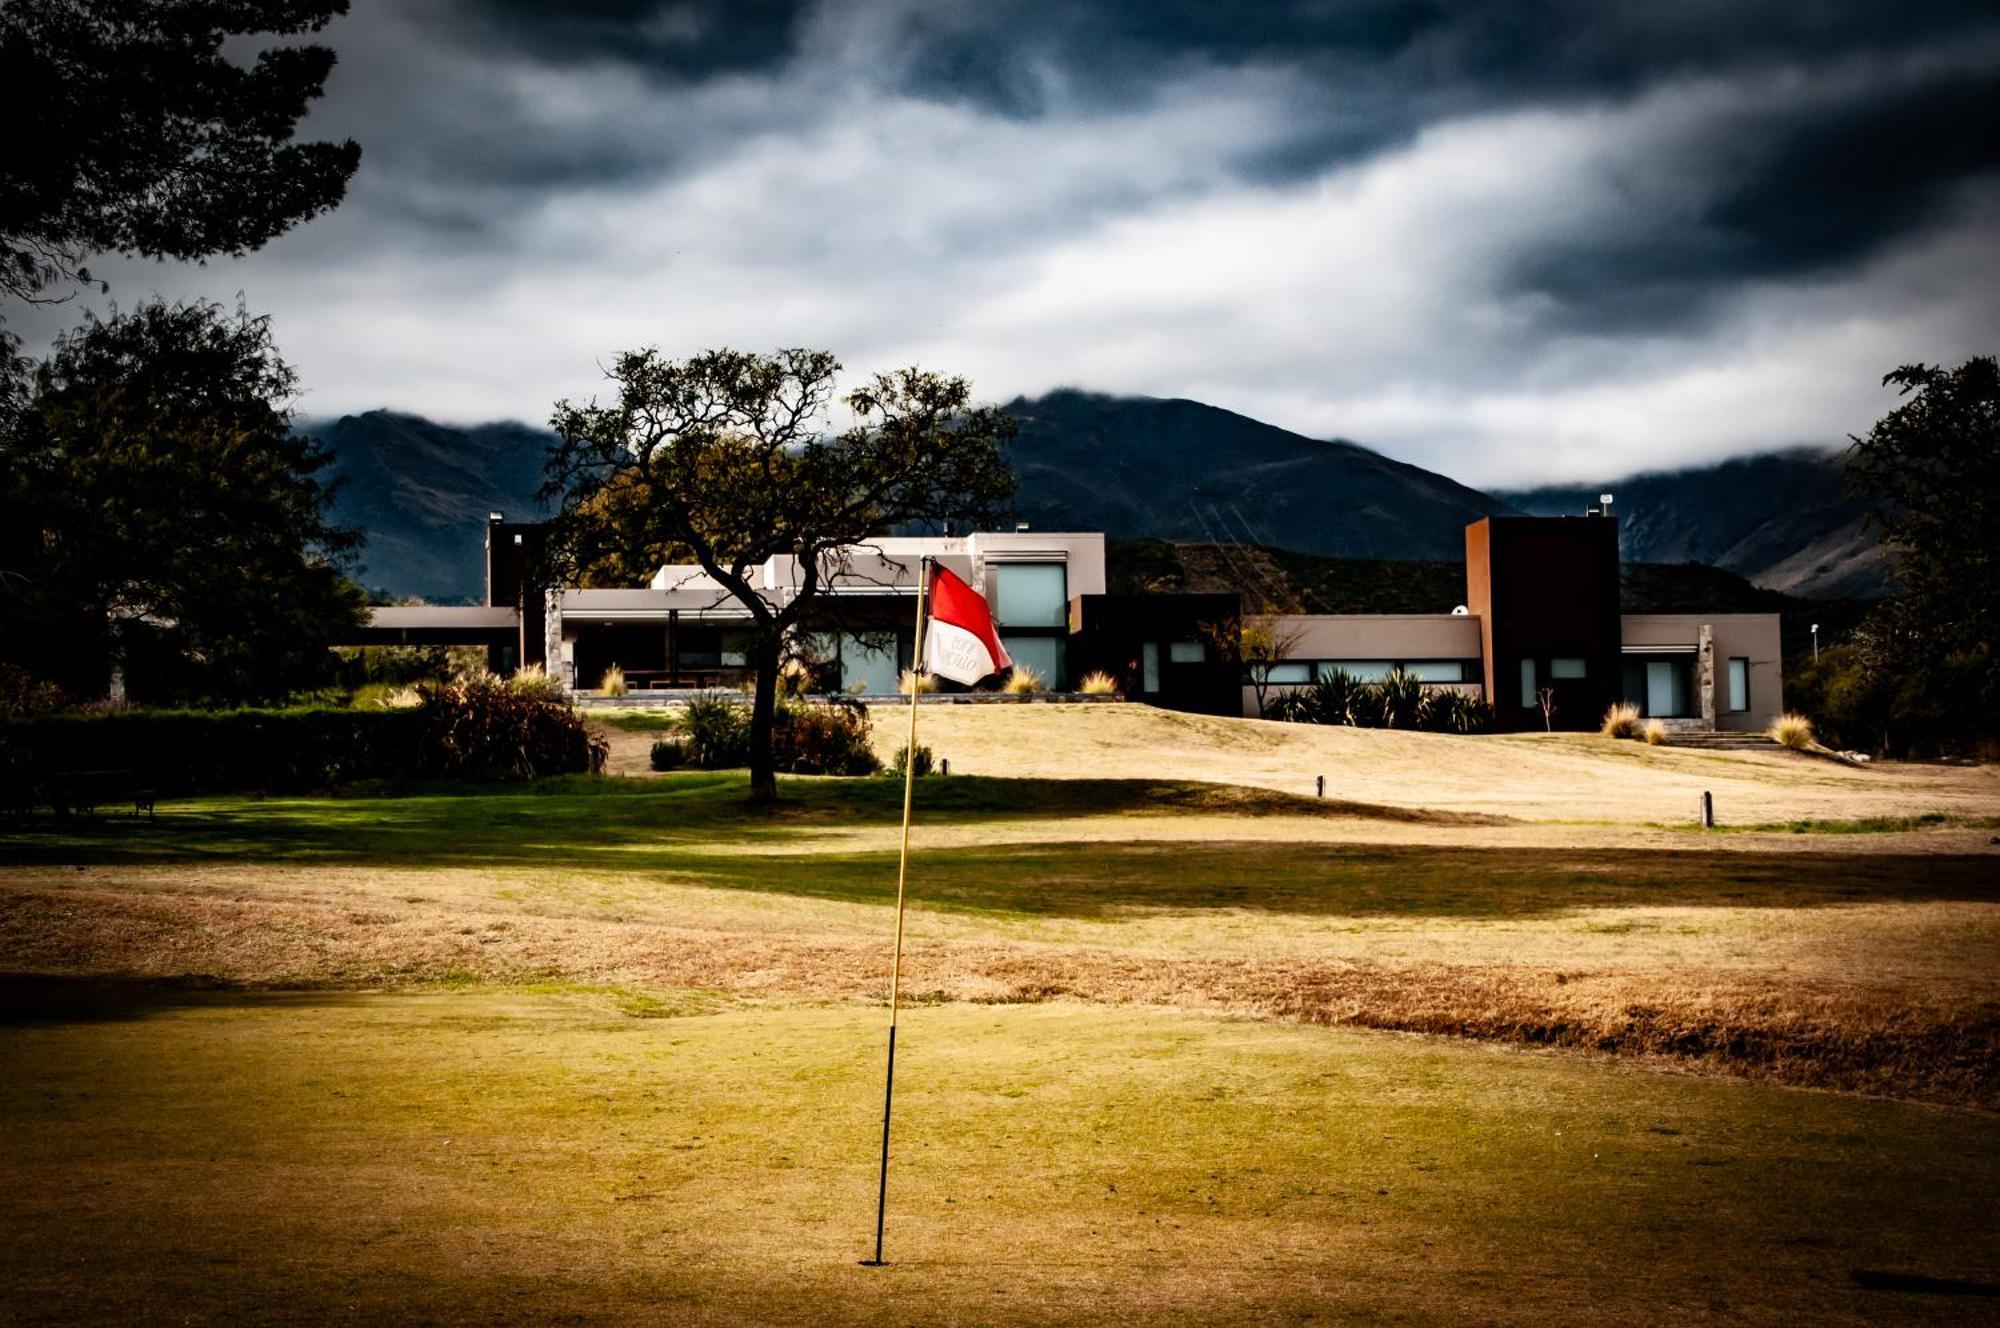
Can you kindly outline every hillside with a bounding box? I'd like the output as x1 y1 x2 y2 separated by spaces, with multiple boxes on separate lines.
311 411 551 602
1497 449 1890 599
1005 390 1514 561
309 396 1886 607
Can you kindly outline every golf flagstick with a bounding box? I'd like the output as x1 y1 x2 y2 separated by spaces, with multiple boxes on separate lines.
865 554 928 1267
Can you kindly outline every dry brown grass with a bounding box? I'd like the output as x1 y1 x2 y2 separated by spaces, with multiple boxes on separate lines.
875 703 2000 826
7 857 1996 1107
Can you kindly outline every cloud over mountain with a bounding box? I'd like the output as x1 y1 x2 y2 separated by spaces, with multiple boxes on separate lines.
12 0 1998 484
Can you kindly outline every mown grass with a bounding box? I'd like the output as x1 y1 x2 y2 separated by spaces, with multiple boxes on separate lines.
3 776 1993 920
1 988 1995 1326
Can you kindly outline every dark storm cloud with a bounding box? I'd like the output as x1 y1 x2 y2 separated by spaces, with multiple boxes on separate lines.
437 0 808 77
350 0 2000 332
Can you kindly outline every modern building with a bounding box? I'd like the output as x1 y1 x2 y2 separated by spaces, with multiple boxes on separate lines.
352 512 1782 732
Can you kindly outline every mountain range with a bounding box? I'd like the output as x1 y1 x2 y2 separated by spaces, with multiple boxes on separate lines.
308 394 1889 604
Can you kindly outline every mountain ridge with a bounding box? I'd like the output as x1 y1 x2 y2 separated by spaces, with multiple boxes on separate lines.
307 395 1887 604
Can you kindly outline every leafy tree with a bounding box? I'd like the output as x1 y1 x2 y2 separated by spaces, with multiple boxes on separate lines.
544 347 1018 802
1234 615 1304 715
0 299 365 703
0 0 360 309
1838 355 1999 754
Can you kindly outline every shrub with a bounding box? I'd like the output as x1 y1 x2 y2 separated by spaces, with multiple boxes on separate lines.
1600 701 1641 738
0 664 70 719
1770 712 1816 751
887 742 935 777
649 738 687 771
1272 670 1373 726
1642 719 1667 746
1376 667 1424 729
1078 670 1119 695
681 691 751 769
773 699 880 775
414 677 606 780
1002 664 1044 695
0 707 423 795
1417 689 1494 734
599 664 629 696
508 662 568 703
898 669 937 695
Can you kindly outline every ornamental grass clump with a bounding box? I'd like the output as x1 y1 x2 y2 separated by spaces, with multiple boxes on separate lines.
1642 718 1667 746
1078 670 1118 695
598 664 628 696
1002 664 1044 695
1600 701 1641 738
898 669 937 695
1770 712 1816 750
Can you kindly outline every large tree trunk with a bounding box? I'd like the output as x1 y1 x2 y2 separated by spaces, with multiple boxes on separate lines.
747 629 783 803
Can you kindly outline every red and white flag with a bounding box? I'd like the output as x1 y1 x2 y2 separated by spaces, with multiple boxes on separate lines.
922 564 1011 685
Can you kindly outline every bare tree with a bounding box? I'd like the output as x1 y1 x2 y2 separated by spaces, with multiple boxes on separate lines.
1237 615 1307 716
1537 686 1557 733
542 348 1017 803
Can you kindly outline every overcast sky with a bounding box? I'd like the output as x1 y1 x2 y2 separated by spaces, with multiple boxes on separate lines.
16 0 2000 485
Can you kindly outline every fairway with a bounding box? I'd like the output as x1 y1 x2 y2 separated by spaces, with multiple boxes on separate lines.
3 988 1996 1326
3 717 1999 1324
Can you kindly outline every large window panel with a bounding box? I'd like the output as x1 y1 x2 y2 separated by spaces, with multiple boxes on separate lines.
1003 635 1064 685
839 632 901 696
1403 661 1465 683
990 562 1068 627
1728 657 1749 712
1322 660 1391 683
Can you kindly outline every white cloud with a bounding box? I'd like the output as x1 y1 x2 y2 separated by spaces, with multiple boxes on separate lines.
8 18 1996 488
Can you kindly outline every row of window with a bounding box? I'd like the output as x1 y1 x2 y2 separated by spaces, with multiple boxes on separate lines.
1260 659 1471 685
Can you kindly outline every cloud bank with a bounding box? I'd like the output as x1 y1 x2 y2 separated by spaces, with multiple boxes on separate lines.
12 0 1999 484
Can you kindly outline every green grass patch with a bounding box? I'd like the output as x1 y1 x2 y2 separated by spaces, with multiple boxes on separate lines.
4 777 1993 920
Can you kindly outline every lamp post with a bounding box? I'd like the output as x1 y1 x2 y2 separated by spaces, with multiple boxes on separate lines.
1810 623 1819 662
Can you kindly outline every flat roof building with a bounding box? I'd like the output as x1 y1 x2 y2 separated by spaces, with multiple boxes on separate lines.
355 513 1782 733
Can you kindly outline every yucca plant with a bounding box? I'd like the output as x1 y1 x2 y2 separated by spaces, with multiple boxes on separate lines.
1418 688 1493 734
1376 667 1424 729
1301 670 1374 725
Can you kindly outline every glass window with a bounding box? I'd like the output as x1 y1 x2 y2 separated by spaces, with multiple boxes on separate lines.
1004 635 1064 686
1264 662 1311 684
990 562 1068 628
719 631 754 668
1550 657 1586 679
1141 642 1160 693
1519 658 1537 709
1402 661 1464 683
1728 656 1749 712
838 632 901 696
1169 641 1206 664
1323 661 1391 683
1646 659 1690 717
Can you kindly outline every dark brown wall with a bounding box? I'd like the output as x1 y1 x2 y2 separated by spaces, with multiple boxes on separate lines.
1464 517 1621 732
484 520 548 669
1070 593 1242 715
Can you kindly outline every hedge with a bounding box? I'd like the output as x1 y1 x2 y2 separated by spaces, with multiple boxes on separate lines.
0 681 606 797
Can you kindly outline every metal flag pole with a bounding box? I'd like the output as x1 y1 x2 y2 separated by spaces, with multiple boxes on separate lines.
864 554 929 1267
